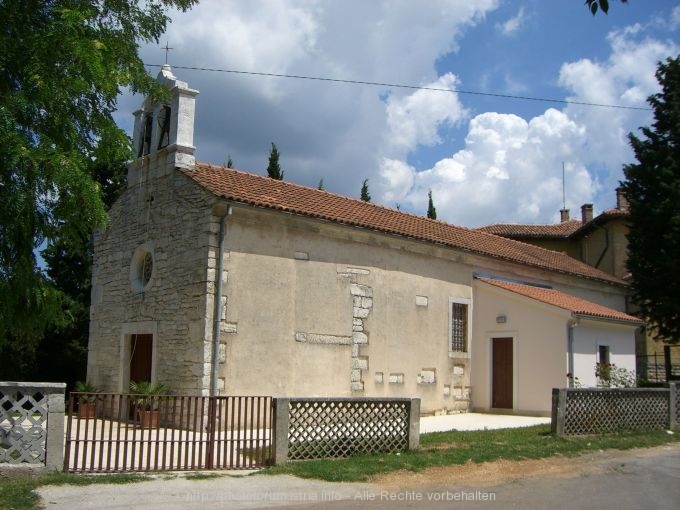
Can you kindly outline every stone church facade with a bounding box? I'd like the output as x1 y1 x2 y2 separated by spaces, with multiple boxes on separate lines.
87 67 642 415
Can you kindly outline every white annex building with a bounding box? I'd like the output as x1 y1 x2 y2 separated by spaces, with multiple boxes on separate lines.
87 67 642 415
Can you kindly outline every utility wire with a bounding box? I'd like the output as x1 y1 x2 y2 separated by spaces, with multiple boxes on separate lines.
146 63 652 112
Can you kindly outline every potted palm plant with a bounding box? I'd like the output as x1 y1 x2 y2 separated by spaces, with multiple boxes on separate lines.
74 381 100 419
129 380 167 429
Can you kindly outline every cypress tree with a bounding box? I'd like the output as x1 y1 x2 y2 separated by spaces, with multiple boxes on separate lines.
427 190 437 219
266 143 284 180
360 179 371 202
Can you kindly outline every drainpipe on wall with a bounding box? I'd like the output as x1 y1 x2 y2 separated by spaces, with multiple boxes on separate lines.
567 318 578 388
594 224 610 270
210 205 231 397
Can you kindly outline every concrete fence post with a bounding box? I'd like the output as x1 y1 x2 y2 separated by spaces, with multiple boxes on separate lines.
273 398 290 465
668 382 677 430
45 384 66 471
408 398 420 450
551 388 567 437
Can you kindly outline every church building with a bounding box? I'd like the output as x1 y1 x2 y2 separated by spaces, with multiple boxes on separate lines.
87 66 642 415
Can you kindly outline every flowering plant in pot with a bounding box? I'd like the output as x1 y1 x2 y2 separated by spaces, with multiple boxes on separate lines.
74 381 100 419
129 381 167 428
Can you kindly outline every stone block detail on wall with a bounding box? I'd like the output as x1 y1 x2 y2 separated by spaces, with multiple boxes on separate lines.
389 373 404 384
346 269 373 393
417 369 436 384
295 332 352 345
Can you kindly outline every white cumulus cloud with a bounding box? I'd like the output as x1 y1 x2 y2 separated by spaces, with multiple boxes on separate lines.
377 21 679 226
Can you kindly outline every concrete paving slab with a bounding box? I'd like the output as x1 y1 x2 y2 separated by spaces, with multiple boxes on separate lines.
420 413 550 434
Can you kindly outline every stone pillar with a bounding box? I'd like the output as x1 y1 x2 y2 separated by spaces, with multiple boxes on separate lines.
551 388 567 436
273 398 290 465
46 386 66 471
409 398 420 450
668 382 677 430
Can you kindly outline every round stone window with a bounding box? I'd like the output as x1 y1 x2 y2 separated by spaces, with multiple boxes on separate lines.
130 244 155 292
141 252 153 286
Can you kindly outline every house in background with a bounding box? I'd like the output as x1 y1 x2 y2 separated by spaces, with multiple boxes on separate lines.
477 194 630 281
87 67 643 415
476 192 669 381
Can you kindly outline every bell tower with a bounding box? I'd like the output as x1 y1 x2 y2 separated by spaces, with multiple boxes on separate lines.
131 65 199 174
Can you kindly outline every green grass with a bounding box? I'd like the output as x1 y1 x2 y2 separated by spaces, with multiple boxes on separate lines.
183 472 225 480
0 471 150 510
266 425 680 482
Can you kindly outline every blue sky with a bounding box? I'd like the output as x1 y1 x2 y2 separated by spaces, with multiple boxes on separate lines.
116 0 680 227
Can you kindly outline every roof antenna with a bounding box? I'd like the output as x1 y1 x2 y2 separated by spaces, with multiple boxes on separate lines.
559 162 571 223
562 162 566 210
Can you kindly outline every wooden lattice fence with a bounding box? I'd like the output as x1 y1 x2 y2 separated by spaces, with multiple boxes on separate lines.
551 384 678 436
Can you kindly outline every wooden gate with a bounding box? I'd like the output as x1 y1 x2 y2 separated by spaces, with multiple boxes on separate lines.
64 393 273 472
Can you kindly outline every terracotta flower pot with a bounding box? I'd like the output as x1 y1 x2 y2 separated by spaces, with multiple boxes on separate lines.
79 402 97 420
137 409 159 429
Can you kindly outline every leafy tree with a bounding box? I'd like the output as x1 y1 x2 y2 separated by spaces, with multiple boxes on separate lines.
621 55 680 342
317 178 325 190
585 0 628 15
266 143 284 180
0 0 197 345
226 155 233 168
360 179 371 202
0 156 127 383
427 190 437 220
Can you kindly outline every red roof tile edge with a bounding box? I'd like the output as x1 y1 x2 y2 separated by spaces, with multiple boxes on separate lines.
478 277 642 324
182 163 627 287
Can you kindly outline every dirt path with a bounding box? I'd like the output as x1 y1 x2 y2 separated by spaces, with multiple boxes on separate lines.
373 442 680 489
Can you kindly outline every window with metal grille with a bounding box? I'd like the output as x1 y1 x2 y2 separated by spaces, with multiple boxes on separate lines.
450 302 468 352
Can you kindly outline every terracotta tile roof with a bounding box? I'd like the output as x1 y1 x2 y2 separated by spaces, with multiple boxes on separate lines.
477 221 583 238
183 163 626 286
478 277 642 324
571 208 628 237
477 208 629 240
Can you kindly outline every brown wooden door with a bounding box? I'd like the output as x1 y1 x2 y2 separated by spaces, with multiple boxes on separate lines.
492 337 513 409
130 334 153 384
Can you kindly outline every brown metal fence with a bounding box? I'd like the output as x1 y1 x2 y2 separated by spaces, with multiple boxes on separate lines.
64 393 273 472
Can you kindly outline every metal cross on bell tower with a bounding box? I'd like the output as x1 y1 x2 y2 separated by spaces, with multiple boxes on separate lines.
162 42 173 65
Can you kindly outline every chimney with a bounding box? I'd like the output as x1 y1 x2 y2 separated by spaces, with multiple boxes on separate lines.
581 204 593 224
616 187 629 212
560 208 570 222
